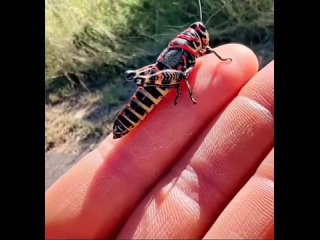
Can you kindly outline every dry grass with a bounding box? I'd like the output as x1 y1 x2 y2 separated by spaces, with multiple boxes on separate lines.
45 92 111 154
45 0 274 88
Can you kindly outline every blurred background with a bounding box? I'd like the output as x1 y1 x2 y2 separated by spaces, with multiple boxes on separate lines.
45 0 274 189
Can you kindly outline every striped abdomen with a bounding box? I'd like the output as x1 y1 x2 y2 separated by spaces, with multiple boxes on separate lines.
113 86 168 139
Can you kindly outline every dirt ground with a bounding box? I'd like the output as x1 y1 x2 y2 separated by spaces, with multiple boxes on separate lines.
45 91 113 190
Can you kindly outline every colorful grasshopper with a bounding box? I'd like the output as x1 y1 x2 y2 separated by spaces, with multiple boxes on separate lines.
113 21 232 139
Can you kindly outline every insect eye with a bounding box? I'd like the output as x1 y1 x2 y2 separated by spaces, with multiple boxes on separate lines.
199 24 206 32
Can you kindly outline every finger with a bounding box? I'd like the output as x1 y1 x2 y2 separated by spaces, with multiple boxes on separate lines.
203 148 274 239
45 44 258 239
118 61 274 239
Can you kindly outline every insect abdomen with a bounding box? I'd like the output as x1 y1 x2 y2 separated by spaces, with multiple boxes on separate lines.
113 86 168 139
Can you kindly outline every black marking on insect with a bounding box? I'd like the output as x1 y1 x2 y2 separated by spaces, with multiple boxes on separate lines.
113 0 233 139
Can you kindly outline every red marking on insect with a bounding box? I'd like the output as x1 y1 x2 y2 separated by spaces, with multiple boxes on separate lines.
177 31 199 42
112 0 234 139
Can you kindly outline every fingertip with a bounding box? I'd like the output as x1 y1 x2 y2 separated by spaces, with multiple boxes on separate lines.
184 43 258 113
239 60 274 115
220 43 259 73
198 43 258 73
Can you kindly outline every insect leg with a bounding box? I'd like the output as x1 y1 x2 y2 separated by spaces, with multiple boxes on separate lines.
182 67 197 104
184 79 197 104
183 67 192 78
141 68 197 105
135 69 184 87
133 68 198 105
204 47 232 62
137 64 158 74
174 85 182 105
126 64 158 82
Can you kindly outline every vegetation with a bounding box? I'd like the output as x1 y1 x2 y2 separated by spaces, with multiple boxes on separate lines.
45 0 274 97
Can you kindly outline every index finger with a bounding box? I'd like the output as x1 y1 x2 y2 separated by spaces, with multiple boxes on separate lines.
45 43 258 239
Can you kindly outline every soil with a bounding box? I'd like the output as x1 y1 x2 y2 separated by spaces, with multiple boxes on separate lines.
45 91 113 190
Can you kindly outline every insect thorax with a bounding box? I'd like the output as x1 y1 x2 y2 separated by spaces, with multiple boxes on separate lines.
156 48 195 72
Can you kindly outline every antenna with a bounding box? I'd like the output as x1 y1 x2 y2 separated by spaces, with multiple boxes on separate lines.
205 0 233 26
198 0 203 22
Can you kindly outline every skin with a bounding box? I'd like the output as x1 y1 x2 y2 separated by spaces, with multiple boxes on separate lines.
45 43 274 239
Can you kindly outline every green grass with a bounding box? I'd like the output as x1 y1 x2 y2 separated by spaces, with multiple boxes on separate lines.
45 0 274 102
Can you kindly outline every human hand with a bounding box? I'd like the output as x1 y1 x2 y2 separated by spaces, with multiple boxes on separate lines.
45 43 274 239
